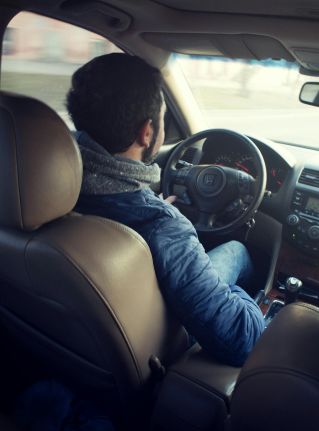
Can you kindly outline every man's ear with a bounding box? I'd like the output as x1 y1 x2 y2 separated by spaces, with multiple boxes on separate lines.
137 119 154 148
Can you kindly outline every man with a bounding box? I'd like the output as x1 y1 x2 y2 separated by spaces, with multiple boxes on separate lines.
67 53 265 367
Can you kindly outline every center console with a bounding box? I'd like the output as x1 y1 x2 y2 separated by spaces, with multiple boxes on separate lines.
264 298 284 327
263 276 303 327
151 344 240 431
286 189 319 255
260 230 319 327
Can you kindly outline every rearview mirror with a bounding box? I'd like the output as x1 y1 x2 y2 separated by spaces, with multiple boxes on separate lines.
299 82 319 107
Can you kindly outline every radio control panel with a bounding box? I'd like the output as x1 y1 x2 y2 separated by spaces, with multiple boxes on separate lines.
286 190 319 255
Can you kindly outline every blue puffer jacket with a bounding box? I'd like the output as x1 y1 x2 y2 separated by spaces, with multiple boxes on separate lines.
76 188 265 366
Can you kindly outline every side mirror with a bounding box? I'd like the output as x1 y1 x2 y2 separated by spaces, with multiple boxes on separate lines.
299 82 319 107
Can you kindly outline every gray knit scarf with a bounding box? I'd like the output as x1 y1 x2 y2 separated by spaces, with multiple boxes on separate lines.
75 131 161 195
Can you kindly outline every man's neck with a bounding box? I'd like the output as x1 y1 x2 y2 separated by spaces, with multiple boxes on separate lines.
115 140 143 162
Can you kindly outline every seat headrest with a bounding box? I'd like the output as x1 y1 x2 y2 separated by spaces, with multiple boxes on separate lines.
0 91 82 230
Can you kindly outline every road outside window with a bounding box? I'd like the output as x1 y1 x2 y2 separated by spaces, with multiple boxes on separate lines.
1 12 122 127
175 54 319 149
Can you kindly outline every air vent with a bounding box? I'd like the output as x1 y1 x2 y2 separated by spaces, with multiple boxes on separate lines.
299 168 319 188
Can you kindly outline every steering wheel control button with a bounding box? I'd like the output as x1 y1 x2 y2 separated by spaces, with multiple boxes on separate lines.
174 167 191 185
238 171 251 194
308 225 319 240
196 167 226 197
287 213 300 226
176 160 193 169
181 191 192 205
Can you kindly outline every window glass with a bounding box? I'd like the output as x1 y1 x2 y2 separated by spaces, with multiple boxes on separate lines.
1 12 122 126
175 54 319 149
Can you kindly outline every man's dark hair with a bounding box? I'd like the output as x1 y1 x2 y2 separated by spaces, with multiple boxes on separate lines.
66 53 163 154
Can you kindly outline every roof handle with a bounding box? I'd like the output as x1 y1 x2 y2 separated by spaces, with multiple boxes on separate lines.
60 0 131 31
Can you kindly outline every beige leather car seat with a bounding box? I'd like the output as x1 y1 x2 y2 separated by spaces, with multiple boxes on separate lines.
0 91 189 424
230 302 319 431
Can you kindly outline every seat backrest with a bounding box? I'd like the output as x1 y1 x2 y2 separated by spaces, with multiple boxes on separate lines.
230 302 319 431
0 91 188 408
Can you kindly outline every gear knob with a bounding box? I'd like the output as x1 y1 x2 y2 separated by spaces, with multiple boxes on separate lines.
285 277 303 305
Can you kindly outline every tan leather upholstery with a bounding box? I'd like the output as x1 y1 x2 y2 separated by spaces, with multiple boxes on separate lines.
0 91 82 230
230 302 319 431
152 343 240 431
0 92 188 412
167 343 240 400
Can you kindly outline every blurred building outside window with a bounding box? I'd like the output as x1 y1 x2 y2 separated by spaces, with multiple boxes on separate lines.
1 11 122 126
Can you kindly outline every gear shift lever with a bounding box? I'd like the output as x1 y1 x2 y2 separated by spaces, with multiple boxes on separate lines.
285 277 303 305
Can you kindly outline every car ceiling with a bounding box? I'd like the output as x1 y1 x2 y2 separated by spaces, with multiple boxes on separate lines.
153 0 319 19
2 0 319 73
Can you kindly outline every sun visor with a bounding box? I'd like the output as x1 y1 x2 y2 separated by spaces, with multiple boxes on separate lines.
293 49 319 75
142 33 294 61
142 33 222 55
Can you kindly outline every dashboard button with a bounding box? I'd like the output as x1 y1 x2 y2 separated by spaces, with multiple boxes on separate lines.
287 214 300 226
308 225 319 240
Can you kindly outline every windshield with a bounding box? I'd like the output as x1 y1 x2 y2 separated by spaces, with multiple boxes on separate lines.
174 54 319 149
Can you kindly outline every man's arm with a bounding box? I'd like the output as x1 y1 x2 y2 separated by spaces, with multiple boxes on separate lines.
149 214 265 367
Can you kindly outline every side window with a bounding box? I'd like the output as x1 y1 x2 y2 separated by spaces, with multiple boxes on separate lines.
1 12 184 142
1 12 122 127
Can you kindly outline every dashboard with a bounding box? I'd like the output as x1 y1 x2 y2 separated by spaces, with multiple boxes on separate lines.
158 131 319 302
176 132 319 259
199 135 289 193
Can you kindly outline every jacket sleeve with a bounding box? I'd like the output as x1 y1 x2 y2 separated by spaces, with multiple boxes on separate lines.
149 214 265 367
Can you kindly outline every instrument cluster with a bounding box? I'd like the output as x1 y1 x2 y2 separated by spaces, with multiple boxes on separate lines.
195 133 289 194
211 151 287 193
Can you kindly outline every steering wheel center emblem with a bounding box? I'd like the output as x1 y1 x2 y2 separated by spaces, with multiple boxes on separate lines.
197 166 226 196
204 174 215 186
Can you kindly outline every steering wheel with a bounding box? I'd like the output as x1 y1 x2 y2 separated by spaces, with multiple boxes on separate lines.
162 129 267 233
